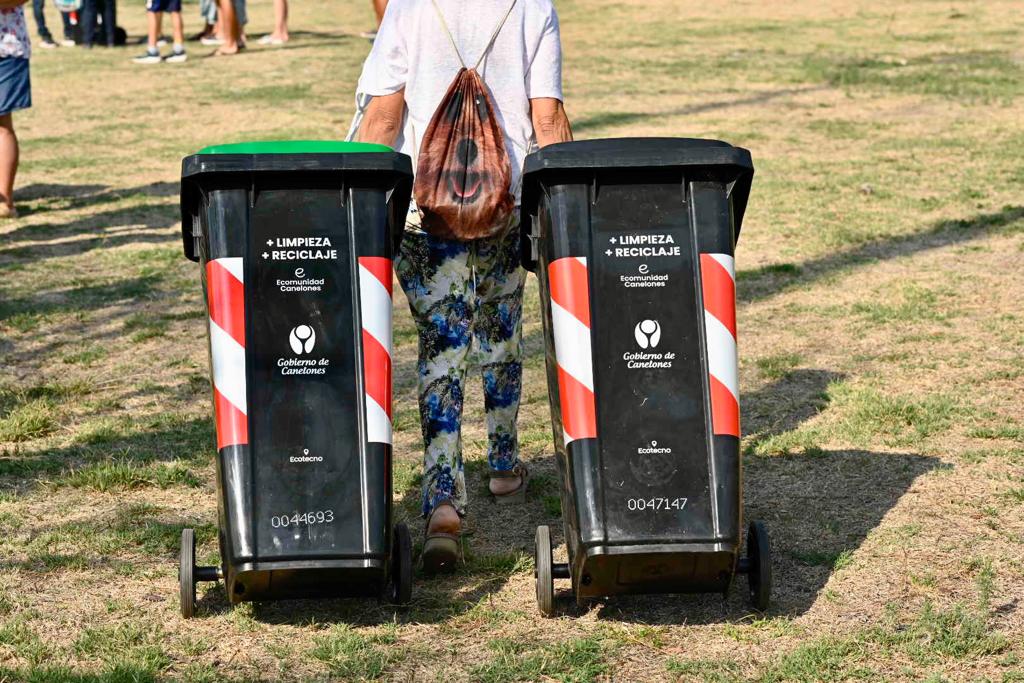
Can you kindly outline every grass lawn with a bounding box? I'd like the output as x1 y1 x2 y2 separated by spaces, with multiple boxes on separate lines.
1 0 1023 680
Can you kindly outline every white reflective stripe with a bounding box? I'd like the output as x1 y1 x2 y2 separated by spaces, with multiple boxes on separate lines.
704 311 738 401
365 393 392 444
217 257 244 284
358 264 392 353
563 428 573 447
551 299 594 393
707 253 735 281
574 256 587 268
209 319 247 414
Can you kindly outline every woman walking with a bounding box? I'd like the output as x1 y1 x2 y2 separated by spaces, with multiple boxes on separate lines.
353 0 572 572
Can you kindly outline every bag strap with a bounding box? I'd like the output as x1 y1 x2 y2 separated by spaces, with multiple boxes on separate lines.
430 0 517 71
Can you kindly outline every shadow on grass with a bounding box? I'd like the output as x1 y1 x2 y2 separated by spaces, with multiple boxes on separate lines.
742 368 844 438
0 415 213 484
739 204 1024 304
16 181 178 209
192 454 532 626
0 274 166 324
512 368 938 623
572 85 830 133
0 202 179 249
582 448 938 624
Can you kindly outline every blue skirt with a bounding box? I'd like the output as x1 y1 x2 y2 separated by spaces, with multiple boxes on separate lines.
0 57 31 117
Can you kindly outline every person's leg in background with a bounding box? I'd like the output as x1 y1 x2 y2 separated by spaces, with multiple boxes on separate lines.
258 0 286 44
132 4 162 62
59 9 74 45
0 55 29 219
214 0 239 54
196 0 217 41
31 0 57 48
0 113 20 218
396 232 475 529
471 224 527 498
232 0 246 45
79 0 96 47
165 7 186 61
100 0 116 46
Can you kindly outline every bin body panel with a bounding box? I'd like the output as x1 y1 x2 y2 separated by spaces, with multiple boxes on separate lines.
589 178 716 544
182 151 412 602
246 187 367 561
522 138 752 599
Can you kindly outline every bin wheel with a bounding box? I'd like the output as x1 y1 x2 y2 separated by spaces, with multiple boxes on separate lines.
535 525 554 617
390 523 413 605
746 521 771 611
179 528 196 619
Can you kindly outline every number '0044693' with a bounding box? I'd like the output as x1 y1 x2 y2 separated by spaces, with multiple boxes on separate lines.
271 510 335 528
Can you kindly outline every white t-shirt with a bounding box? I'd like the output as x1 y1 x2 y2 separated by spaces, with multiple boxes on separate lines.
354 0 564 201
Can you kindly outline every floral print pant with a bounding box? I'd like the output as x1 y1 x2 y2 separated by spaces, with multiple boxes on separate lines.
396 225 526 518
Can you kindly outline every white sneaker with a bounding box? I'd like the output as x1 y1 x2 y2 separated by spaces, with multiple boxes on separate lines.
200 36 223 46
133 49 161 64
59 39 76 47
165 49 187 63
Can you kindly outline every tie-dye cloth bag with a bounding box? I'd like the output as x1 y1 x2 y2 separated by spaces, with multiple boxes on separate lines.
413 0 517 240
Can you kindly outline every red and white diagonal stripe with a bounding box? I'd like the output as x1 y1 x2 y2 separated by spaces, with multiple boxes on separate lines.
358 257 393 445
548 256 597 446
206 257 248 450
700 253 739 437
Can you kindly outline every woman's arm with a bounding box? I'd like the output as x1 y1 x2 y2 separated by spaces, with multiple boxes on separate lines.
356 90 406 148
530 98 573 148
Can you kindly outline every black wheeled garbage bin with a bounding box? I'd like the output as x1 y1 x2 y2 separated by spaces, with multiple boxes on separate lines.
177 141 414 617
520 138 770 615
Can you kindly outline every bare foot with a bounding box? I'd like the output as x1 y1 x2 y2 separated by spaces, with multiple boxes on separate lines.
214 43 239 55
0 204 18 219
427 504 460 535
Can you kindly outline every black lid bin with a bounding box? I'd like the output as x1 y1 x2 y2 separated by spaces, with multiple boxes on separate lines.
520 138 771 614
177 141 414 617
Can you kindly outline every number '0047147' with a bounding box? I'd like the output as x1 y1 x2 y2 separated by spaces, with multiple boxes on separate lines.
627 498 688 511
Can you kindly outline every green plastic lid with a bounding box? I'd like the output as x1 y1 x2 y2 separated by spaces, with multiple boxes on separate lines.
197 140 392 155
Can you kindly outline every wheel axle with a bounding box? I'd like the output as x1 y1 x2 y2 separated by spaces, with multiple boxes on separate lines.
195 566 221 582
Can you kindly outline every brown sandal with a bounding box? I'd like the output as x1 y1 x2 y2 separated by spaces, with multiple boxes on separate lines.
489 463 529 505
422 500 461 574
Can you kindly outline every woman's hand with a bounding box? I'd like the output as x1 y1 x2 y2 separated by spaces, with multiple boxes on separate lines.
530 98 573 148
357 90 406 148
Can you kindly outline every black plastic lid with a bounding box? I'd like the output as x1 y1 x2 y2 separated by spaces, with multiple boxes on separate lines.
521 137 754 238
181 150 413 179
179 146 413 261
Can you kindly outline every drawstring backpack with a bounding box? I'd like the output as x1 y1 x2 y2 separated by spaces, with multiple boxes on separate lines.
413 0 517 241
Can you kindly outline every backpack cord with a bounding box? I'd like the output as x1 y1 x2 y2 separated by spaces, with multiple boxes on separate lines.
430 0 517 71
